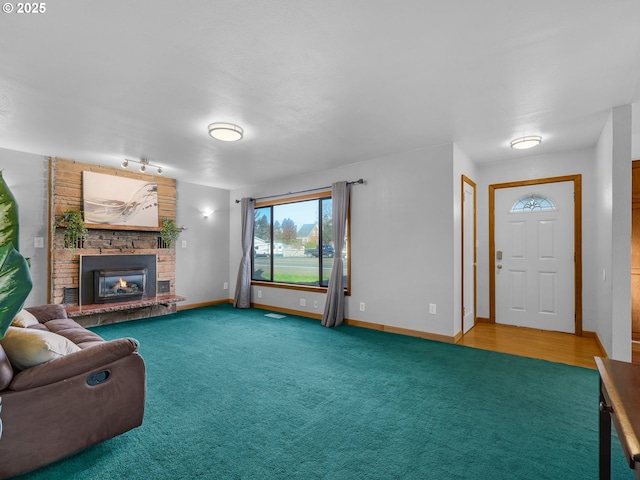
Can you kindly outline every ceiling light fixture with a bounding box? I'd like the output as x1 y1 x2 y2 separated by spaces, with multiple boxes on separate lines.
510 136 542 150
208 122 244 141
121 158 163 175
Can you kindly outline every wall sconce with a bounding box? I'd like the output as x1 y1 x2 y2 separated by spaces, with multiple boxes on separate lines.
121 158 163 174
202 209 215 219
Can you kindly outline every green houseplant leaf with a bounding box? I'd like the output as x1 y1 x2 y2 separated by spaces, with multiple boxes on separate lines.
0 171 19 251
0 243 32 339
160 217 180 248
54 210 88 251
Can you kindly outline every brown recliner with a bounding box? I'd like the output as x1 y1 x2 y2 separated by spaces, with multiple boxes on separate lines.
0 304 146 479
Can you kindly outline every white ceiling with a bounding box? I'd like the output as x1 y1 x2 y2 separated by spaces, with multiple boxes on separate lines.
1 1 639 190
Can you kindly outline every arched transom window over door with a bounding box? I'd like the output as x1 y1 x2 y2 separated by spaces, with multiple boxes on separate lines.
510 194 557 213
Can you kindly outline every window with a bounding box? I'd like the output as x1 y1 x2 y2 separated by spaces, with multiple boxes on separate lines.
252 193 349 292
510 194 557 213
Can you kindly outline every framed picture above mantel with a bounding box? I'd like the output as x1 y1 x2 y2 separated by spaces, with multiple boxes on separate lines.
82 171 159 229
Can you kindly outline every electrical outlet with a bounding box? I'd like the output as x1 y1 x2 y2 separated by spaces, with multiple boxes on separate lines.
257 290 262 298
360 302 365 312
429 304 436 315
181 240 187 248
300 298 306 307
33 236 44 248
314 300 318 309
223 282 228 290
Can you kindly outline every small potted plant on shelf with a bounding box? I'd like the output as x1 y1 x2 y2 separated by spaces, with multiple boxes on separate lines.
160 217 181 248
54 210 88 251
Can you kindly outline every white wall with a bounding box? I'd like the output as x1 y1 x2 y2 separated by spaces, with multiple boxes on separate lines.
230 143 469 338
0 148 49 306
175 181 230 305
596 105 632 360
611 106 632 361
596 114 614 355
3 122 632 353
475 148 598 332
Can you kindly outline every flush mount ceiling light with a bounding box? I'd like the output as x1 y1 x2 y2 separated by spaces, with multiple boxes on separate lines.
510 136 542 150
121 158 163 175
208 122 243 142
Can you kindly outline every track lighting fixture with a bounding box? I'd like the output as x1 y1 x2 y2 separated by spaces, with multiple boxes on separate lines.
121 158 163 175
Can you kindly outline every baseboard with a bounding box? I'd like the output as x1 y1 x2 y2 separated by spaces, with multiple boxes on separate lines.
249 303 458 343
343 319 458 344
177 299 232 311
476 317 491 324
582 329 607 358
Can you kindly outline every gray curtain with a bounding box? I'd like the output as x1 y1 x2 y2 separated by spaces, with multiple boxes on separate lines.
233 198 254 309
321 181 350 327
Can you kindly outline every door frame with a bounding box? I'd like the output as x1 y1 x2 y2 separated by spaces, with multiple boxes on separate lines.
462 175 477 334
489 174 583 335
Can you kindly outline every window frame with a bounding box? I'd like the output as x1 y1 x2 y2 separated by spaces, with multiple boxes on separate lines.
251 191 351 295
509 193 557 213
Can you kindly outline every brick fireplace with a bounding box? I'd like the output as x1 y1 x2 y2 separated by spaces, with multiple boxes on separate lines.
49 157 184 327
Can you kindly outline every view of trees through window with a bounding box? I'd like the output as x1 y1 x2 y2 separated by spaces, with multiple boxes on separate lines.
252 196 348 289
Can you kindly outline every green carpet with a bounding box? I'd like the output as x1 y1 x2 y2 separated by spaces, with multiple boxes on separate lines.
15 304 633 479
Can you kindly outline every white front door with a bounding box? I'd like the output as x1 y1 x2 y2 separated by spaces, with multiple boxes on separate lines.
462 177 476 334
494 181 575 333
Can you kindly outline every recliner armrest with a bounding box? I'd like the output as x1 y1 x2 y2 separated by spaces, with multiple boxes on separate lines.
8 337 140 391
25 304 69 323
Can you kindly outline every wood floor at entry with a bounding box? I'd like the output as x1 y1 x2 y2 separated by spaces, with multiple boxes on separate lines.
459 323 603 369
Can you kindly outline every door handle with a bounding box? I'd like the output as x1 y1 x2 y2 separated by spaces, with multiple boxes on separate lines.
497 264 503 270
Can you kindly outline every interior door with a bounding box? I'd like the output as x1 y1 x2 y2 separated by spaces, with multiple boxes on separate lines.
494 181 575 333
462 176 476 334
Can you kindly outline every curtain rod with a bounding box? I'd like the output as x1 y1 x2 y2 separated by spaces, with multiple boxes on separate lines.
234 178 365 204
